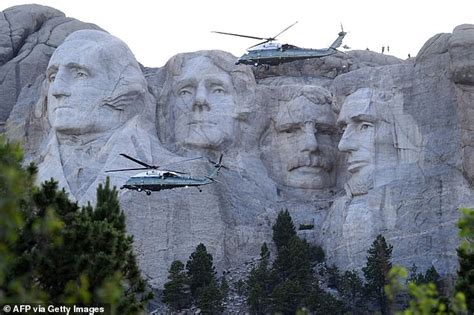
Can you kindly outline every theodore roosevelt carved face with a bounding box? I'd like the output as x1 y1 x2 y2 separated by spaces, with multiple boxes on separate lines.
262 85 337 190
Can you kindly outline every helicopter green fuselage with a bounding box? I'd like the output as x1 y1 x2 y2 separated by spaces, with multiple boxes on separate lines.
121 171 214 193
236 47 338 66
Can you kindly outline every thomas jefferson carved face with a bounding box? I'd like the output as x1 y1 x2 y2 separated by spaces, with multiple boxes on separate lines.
169 56 238 150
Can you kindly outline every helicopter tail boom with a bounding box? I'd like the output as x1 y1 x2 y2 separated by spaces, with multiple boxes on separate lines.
329 30 347 50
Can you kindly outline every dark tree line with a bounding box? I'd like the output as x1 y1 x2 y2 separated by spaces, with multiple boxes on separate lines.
244 209 445 315
162 243 228 313
0 137 151 314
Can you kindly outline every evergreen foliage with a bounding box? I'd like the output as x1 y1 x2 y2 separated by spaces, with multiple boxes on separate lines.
456 207 474 312
195 278 224 314
247 243 272 314
362 234 393 315
338 270 366 313
186 243 216 299
272 209 296 251
185 243 224 312
0 137 44 302
408 264 441 289
162 260 192 312
0 138 150 312
385 265 467 315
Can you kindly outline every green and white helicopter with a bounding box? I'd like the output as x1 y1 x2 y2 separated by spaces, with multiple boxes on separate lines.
106 153 224 195
213 22 347 68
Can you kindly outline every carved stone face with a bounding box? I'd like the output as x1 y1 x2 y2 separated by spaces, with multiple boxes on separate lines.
337 89 376 196
46 41 121 135
448 24 474 85
269 94 337 189
169 56 237 150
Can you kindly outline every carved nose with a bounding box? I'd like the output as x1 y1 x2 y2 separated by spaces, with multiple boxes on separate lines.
192 85 210 112
302 131 318 152
338 128 357 152
192 99 210 112
301 123 318 152
50 77 71 99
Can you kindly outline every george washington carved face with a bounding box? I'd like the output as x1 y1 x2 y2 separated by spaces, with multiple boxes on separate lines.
45 30 144 135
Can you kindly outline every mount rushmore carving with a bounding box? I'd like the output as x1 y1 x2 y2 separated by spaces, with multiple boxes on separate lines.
3 4 474 287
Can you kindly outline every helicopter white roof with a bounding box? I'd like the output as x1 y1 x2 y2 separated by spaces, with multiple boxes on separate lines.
131 170 181 177
247 41 282 52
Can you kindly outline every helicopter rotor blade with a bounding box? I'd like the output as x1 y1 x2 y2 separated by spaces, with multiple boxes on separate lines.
160 156 203 168
105 167 150 173
212 31 267 41
205 176 222 184
247 39 271 49
207 154 229 170
119 153 159 169
272 21 298 40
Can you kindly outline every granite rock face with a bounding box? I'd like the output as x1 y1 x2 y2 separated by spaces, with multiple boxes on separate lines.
4 5 474 287
0 4 101 127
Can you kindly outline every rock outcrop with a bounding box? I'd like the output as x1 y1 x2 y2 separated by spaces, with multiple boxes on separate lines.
0 4 101 129
4 4 474 288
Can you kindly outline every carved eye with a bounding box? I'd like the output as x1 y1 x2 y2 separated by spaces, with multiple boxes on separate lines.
48 72 56 82
75 71 88 79
337 124 346 135
178 89 192 96
212 87 225 94
360 122 373 131
315 125 334 136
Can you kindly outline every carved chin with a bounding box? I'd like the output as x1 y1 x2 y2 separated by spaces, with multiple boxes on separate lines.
346 170 374 196
183 132 230 150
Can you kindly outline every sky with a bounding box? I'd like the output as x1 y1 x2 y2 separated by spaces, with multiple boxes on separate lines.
1 0 473 67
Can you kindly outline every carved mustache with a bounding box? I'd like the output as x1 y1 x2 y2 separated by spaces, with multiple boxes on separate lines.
288 152 335 172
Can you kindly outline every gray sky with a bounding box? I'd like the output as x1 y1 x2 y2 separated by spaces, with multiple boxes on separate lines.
2 0 473 67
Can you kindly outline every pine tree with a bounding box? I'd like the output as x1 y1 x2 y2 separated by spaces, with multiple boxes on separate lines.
219 275 229 300
0 137 45 302
186 243 216 299
456 207 474 312
247 243 272 314
271 278 303 314
185 243 225 312
270 213 313 314
1 138 149 309
195 278 224 314
408 264 441 289
362 234 393 315
162 260 192 312
272 209 296 251
11 175 151 313
338 270 366 314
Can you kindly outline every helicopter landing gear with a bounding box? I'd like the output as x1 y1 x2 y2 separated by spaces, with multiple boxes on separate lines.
145 190 151 196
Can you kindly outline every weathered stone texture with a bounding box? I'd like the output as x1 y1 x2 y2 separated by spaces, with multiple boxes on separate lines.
4 4 474 288
0 4 101 125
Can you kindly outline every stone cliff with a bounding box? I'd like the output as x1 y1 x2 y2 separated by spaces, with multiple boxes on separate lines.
3 4 474 288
